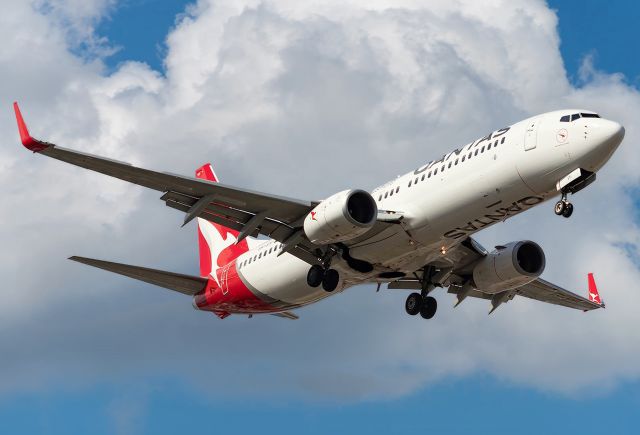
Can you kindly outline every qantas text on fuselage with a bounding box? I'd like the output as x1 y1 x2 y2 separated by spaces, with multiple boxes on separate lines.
14 103 624 320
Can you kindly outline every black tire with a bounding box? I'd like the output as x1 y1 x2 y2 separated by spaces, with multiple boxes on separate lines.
562 202 574 218
554 201 566 215
420 296 437 319
307 265 324 288
405 293 422 316
322 269 339 292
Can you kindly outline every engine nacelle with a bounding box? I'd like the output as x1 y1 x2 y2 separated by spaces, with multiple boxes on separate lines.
304 189 377 244
472 241 545 294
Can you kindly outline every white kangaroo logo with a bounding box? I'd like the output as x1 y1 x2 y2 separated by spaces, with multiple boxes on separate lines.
198 219 237 286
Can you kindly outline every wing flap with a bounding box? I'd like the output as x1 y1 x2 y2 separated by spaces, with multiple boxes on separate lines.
69 256 208 296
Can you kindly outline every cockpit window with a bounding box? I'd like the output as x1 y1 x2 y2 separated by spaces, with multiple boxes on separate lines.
560 112 600 122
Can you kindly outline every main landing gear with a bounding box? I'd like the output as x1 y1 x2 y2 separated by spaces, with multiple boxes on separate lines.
554 192 574 218
307 264 339 292
405 293 438 319
404 266 441 320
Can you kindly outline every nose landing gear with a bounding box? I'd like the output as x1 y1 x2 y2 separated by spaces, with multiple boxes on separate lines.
306 264 340 292
554 193 574 218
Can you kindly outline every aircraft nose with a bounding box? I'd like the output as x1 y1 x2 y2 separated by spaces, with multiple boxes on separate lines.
600 119 625 144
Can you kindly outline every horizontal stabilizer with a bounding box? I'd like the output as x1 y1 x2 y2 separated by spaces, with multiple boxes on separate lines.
270 311 299 320
69 256 208 296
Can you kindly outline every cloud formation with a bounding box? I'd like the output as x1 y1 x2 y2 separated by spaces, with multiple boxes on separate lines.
2 0 640 400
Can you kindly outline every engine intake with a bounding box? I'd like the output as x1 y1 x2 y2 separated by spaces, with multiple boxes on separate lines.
304 189 377 244
472 241 545 294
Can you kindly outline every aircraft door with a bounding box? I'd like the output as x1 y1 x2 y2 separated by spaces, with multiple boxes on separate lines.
524 118 541 151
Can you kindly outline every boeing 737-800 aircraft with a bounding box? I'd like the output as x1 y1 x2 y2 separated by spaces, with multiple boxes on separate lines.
14 102 624 320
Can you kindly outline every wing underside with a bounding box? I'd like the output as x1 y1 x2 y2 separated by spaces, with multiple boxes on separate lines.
389 237 604 312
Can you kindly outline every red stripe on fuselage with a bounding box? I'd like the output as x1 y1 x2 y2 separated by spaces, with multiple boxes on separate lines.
193 260 290 315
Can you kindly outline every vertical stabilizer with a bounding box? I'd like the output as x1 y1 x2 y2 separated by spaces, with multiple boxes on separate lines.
195 164 250 277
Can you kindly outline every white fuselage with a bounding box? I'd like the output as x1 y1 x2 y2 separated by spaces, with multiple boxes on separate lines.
231 110 624 310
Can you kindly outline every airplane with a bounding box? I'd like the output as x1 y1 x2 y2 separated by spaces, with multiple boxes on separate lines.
13 102 624 320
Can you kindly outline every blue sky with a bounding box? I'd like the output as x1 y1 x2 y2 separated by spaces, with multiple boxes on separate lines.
3 376 640 434
98 0 640 83
3 1 640 434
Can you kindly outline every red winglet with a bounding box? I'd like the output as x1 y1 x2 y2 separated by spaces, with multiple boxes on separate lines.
195 163 219 182
13 102 49 152
587 273 603 305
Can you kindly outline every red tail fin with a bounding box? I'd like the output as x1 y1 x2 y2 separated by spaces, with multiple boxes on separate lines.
195 163 249 277
587 273 602 305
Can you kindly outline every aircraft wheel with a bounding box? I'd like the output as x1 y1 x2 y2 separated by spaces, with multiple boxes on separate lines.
554 201 566 216
322 269 339 292
405 293 423 316
307 265 324 288
420 296 437 319
562 203 574 218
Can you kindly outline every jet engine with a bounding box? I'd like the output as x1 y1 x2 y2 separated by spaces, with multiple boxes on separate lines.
304 189 377 244
472 241 545 294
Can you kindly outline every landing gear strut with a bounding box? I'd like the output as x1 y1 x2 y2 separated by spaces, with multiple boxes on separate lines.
554 192 574 218
306 265 339 292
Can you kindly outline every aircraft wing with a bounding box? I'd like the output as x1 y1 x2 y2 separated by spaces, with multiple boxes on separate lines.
515 277 603 311
444 277 602 312
391 237 604 312
14 103 402 265
13 103 331 264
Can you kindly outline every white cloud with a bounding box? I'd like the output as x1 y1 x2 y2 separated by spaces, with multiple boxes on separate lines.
2 0 640 400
